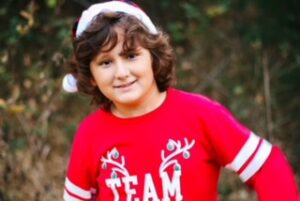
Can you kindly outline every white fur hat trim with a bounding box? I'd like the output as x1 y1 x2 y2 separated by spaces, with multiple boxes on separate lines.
76 1 157 38
62 73 78 93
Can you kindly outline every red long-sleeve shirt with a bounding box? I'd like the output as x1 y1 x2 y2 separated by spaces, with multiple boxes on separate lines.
64 88 299 200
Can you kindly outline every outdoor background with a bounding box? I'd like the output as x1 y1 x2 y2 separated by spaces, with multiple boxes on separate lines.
0 0 299 200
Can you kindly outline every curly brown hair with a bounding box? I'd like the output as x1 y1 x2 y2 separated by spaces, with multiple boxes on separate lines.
69 12 176 110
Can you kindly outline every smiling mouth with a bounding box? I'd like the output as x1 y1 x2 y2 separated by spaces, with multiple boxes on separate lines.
114 80 136 88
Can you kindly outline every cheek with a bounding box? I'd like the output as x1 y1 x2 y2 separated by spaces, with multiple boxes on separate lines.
135 60 154 75
89 71 98 87
91 70 113 87
144 64 155 78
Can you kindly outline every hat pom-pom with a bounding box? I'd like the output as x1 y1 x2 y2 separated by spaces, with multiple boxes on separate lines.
62 74 78 93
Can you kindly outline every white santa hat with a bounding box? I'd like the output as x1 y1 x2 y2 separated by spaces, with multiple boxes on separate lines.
62 0 157 93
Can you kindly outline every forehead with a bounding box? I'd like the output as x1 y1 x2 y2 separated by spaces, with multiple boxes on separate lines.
97 27 122 52
100 27 141 53
112 28 125 44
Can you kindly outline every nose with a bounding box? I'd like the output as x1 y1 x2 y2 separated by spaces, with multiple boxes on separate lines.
114 60 129 79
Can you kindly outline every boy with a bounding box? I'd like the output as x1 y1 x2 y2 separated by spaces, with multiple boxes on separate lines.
62 1 299 200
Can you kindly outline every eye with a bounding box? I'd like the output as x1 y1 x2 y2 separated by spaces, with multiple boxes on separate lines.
99 60 112 67
127 53 137 60
129 54 135 59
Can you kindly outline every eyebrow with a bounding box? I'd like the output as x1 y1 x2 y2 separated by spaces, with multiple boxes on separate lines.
119 47 141 56
95 46 142 61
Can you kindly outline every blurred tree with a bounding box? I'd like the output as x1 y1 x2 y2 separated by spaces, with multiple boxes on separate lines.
0 0 299 200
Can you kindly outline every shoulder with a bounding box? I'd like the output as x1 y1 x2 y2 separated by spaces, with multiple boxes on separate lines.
74 108 107 137
169 88 225 112
79 109 101 126
168 88 238 126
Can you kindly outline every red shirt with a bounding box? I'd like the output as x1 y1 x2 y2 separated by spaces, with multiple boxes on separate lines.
64 88 299 201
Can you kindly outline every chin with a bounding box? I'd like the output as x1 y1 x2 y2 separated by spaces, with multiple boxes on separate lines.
117 98 140 105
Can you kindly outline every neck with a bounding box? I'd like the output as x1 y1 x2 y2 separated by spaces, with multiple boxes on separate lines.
111 90 167 118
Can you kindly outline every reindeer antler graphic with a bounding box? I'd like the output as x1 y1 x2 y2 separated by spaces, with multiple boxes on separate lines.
160 138 195 174
101 148 129 178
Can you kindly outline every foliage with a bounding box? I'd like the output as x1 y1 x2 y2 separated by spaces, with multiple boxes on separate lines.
0 0 299 200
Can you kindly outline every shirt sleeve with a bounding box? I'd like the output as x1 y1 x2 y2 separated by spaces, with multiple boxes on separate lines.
63 119 98 201
247 146 299 200
201 100 299 199
201 100 272 181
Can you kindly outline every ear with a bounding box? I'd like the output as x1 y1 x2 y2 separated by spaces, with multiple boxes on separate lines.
90 77 97 86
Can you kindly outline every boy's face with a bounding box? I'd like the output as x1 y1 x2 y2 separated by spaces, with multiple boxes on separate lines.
90 30 161 115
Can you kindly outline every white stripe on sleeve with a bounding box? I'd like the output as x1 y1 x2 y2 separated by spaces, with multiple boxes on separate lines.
63 189 83 201
225 132 260 171
65 178 92 199
239 139 272 182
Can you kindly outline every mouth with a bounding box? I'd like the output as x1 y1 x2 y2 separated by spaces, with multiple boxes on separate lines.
114 80 137 88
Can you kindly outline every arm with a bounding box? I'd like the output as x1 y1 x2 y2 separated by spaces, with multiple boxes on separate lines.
246 146 299 201
199 97 299 200
63 119 98 201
